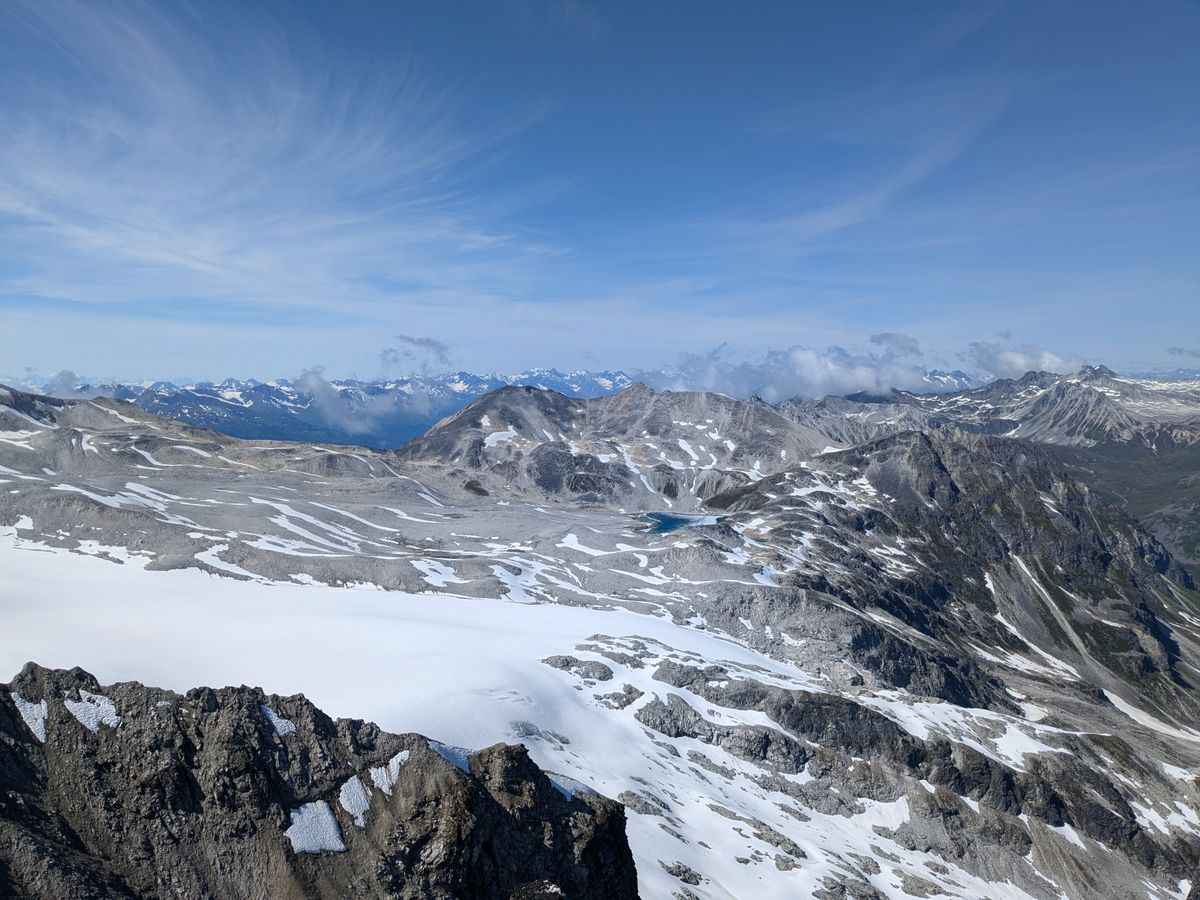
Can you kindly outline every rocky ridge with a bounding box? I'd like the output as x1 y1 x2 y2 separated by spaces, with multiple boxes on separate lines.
779 366 1200 449
775 367 1200 576
0 664 638 899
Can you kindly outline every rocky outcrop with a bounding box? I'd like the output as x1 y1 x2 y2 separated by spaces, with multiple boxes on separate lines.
0 665 639 899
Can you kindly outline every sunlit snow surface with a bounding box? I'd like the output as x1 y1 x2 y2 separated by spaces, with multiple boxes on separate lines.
0 526 1189 899
64 690 120 733
11 693 47 742
337 776 372 827
284 801 346 854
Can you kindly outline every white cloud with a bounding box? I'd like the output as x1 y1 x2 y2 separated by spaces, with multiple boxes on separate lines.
649 340 935 403
965 341 1078 379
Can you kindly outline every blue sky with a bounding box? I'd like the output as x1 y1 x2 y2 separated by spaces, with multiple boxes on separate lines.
0 0 1197 386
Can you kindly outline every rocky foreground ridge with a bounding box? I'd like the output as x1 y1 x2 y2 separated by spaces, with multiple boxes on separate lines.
0 665 638 899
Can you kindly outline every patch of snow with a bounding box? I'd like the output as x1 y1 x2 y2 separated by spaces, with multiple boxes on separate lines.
284 801 346 853
1104 691 1200 745
557 533 609 557
338 776 372 827
195 544 261 581
412 559 467 587
1162 762 1193 781
369 751 411 795
429 740 473 773
261 704 296 736
11 693 47 741
64 690 120 733
484 427 517 447
172 444 212 457
547 772 597 799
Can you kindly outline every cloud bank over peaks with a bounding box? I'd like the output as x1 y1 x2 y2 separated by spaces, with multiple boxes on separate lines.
964 341 1080 380
647 339 935 403
294 367 403 435
18 334 1085 412
644 335 1080 403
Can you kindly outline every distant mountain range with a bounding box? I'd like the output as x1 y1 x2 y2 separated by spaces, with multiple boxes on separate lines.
9 363 1198 458
778 365 1200 575
3 366 990 450
392 363 1200 574
780 364 1200 448
4 369 636 449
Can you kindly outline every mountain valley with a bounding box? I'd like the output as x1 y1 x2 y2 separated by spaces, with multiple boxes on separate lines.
3 369 1200 897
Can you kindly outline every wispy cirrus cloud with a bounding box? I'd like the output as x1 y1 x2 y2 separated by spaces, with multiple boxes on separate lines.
724 90 1010 254
1 2 1194 380
0 0 555 316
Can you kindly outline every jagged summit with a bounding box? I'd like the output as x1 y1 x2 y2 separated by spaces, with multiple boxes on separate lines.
779 364 1200 448
0 665 637 899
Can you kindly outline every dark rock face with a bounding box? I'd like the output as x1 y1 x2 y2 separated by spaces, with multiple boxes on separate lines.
541 656 614 682
0 665 639 900
706 428 1200 714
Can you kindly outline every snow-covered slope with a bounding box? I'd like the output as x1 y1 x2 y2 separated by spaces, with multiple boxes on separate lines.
5 526 1197 900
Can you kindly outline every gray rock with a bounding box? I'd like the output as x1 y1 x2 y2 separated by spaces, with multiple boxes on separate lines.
540 655 614 682
0 665 638 900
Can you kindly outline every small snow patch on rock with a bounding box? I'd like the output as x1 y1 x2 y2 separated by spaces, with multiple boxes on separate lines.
484 426 517 447
429 740 473 773
338 776 371 827
64 690 119 733
260 704 296 736
369 750 410 795
285 801 346 853
547 772 597 800
11 693 47 742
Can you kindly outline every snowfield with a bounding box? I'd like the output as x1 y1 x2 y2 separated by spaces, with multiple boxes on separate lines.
0 525 1123 900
